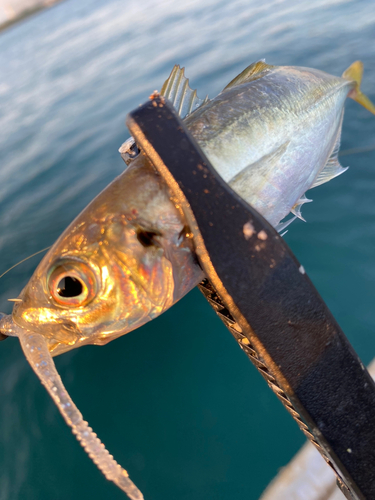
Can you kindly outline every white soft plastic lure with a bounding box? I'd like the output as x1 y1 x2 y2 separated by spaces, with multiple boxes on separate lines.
1 60 375 498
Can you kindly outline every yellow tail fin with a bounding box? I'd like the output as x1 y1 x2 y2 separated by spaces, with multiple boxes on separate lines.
342 61 375 115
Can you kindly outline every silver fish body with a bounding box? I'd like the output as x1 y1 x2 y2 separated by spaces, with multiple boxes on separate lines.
185 65 351 225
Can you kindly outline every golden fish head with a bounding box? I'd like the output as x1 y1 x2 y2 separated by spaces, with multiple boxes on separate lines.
10 159 197 356
12 216 175 355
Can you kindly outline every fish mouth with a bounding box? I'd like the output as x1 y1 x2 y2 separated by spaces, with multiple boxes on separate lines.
12 305 82 346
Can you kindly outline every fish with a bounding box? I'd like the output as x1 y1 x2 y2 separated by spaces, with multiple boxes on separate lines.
6 59 375 352
0 59 374 499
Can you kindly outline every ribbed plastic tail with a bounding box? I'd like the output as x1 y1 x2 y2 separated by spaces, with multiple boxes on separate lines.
11 324 144 500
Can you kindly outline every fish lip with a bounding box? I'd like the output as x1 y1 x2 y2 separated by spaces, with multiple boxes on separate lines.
0 312 8 341
12 307 82 345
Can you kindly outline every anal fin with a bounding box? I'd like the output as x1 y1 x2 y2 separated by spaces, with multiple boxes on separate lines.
291 194 312 221
310 160 348 189
276 216 297 234
310 111 348 189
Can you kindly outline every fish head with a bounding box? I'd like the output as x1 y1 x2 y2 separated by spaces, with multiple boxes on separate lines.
11 158 200 356
12 218 174 355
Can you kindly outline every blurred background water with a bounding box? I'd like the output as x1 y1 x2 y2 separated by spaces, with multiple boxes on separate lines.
1 0 375 498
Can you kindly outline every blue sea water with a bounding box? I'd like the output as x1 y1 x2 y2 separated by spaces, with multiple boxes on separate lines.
1 0 375 498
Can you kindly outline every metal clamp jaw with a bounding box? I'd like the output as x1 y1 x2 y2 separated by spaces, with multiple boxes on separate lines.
127 94 375 500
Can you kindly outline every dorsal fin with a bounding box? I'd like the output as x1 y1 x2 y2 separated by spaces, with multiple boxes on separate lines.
119 65 209 163
310 111 348 189
223 60 274 91
160 65 209 118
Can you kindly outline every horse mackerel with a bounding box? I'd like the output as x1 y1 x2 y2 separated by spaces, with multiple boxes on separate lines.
4 59 375 354
0 59 374 500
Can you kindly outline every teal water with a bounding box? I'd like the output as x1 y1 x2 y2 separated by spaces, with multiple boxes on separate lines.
1 1 375 499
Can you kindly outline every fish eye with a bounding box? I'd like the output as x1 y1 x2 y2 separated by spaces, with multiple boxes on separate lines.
56 276 83 298
48 260 97 307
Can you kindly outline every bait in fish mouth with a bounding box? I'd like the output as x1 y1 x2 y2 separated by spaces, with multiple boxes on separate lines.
1 59 374 499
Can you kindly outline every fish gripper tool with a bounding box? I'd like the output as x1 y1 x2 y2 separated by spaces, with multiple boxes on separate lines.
127 94 375 500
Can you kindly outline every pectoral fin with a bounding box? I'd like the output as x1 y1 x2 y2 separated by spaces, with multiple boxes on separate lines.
229 141 289 194
161 65 209 118
343 61 375 115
